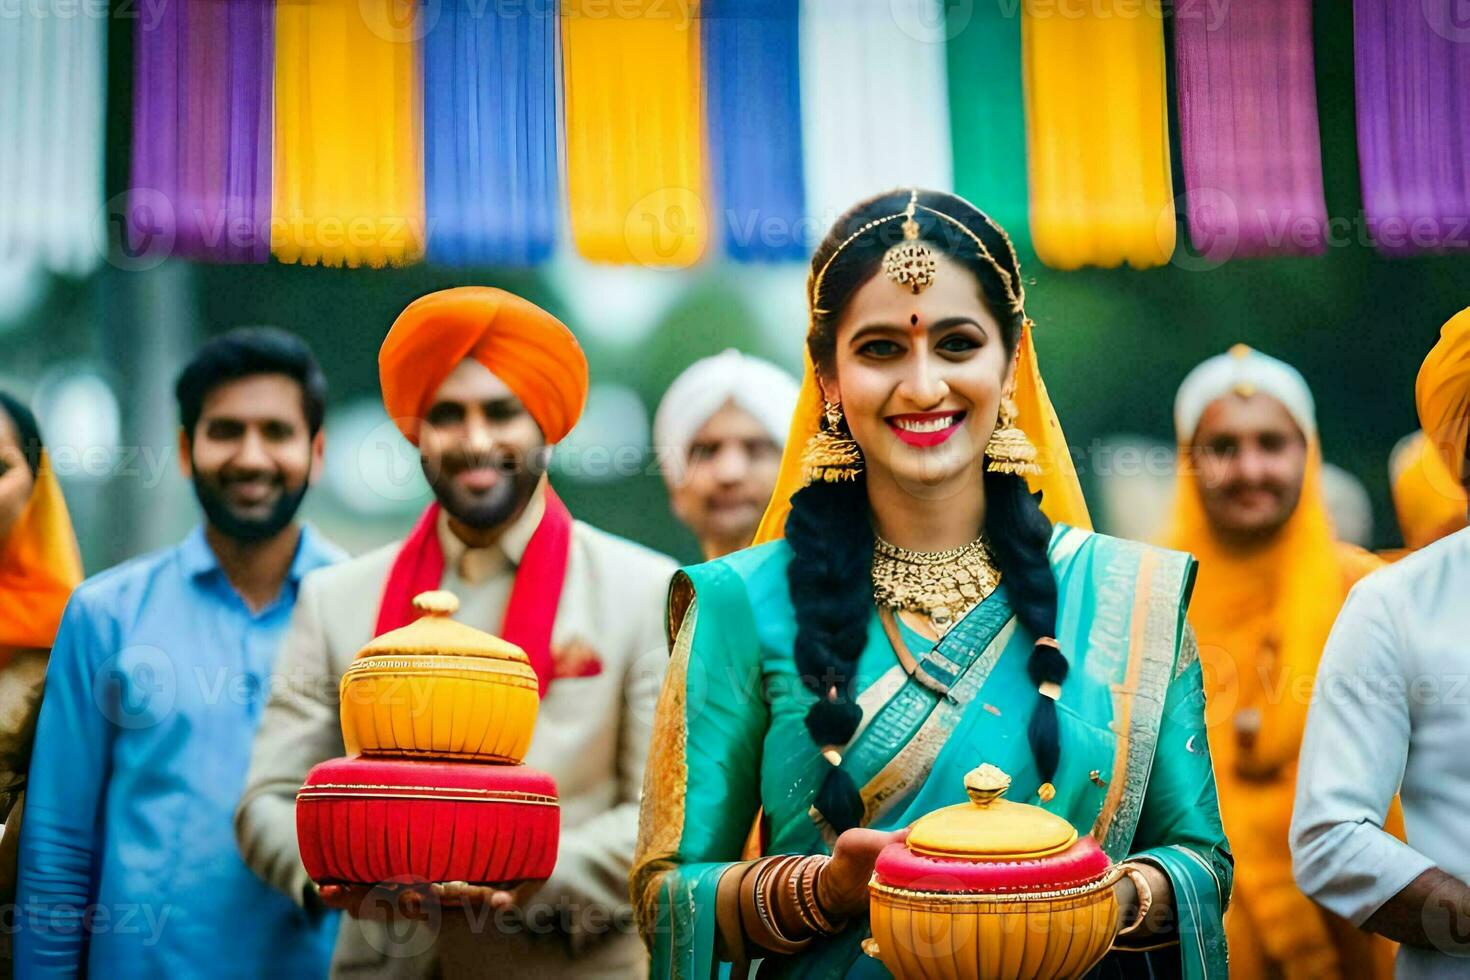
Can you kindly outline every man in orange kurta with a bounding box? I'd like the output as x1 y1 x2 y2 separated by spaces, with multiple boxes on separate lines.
1165 345 1393 979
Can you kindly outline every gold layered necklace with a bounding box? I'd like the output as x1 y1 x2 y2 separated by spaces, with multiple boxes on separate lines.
871 534 1001 633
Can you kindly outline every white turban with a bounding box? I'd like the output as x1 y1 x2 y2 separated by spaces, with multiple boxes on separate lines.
653 349 801 466
1174 344 1316 443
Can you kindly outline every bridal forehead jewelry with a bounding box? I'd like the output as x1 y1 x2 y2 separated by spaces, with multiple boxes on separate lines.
811 188 1024 318
881 190 937 294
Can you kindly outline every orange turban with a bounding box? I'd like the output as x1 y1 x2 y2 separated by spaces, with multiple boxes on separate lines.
1391 430 1468 551
1416 307 1470 485
379 287 589 446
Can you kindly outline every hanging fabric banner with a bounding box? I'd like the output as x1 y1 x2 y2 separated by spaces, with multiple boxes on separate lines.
562 0 708 268
800 0 952 235
424 0 560 266
130 0 275 263
1022 0 1175 269
703 0 806 262
945 0 1030 254
1353 0 1470 255
0 6 106 275
273 0 424 267
1175 0 1326 261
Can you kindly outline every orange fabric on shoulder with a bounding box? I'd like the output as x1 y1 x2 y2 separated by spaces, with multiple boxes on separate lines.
378 287 589 446
0 455 82 651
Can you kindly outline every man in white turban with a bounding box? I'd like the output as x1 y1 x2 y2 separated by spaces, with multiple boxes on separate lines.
1165 344 1391 978
653 349 799 559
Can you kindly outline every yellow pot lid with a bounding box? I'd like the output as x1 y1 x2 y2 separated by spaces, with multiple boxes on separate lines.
906 764 1078 861
355 591 530 664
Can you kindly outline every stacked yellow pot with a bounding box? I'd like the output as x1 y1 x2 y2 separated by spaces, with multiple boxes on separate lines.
297 590 558 887
340 590 540 762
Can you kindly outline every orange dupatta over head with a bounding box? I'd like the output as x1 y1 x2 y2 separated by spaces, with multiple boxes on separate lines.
0 452 82 651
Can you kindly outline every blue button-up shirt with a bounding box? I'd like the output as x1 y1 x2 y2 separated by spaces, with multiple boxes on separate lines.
16 525 344 978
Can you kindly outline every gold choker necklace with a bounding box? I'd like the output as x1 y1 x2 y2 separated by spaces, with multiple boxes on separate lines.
871 535 1001 631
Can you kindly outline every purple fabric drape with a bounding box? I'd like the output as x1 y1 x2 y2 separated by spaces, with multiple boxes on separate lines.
129 0 273 263
1353 0 1470 255
1175 0 1327 261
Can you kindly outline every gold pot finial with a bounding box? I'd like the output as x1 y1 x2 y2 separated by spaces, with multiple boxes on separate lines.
412 590 460 618
963 764 1011 807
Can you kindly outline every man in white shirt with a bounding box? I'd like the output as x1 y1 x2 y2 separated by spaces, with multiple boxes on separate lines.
1292 307 1470 978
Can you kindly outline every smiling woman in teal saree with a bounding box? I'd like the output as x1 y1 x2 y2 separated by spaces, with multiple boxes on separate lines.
631 190 1231 979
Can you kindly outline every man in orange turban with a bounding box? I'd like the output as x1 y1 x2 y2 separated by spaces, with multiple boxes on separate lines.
1293 309 1470 978
239 287 676 979
379 286 589 448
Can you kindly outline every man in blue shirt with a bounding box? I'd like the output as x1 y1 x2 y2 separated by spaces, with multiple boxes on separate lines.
16 328 344 977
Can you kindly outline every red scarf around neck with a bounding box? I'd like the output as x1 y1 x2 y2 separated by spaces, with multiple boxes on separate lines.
373 487 572 696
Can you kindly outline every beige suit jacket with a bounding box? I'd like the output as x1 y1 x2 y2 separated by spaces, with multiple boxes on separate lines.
236 505 676 979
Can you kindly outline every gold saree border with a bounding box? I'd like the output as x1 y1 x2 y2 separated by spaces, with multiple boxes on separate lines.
633 601 696 950
1094 547 1191 856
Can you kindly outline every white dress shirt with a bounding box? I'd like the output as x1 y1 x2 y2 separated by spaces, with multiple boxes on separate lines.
1292 526 1470 978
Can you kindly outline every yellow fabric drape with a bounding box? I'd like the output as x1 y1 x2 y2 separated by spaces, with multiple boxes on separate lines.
1391 430 1468 552
561 0 707 268
1021 0 1175 269
753 320 1090 546
272 0 424 267
1165 439 1395 978
0 454 81 652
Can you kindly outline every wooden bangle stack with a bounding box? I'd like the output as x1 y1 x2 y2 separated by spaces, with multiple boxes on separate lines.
737 853 847 956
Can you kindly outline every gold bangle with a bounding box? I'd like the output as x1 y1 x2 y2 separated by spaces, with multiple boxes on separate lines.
1116 863 1154 938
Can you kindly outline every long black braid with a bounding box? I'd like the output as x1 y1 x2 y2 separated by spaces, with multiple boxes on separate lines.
789 190 1066 833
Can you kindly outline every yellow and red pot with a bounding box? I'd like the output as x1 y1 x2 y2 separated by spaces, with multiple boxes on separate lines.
297 756 558 886
339 590 539 763
865 765 1121 980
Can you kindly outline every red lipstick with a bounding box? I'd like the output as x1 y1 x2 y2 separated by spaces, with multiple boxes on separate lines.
886 410 966 447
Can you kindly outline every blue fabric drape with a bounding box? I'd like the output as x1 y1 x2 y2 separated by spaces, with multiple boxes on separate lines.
703 0 807 262
423 0 560 266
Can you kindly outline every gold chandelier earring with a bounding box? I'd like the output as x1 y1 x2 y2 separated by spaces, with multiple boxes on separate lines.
985 397 1041 477
801 400 864 484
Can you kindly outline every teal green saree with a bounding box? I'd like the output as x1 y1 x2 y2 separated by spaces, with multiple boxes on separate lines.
632 525 1231 979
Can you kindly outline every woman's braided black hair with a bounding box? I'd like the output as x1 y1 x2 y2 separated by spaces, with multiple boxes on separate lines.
792 189 1065 833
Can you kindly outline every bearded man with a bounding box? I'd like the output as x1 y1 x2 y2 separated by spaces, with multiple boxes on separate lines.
236 288 676 977
16 328 343 978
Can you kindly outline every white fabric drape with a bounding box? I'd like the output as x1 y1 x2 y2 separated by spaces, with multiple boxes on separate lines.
799 0 953 235
0 7 106 276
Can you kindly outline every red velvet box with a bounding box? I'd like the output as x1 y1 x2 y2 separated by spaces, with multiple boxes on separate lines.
297 757 559 886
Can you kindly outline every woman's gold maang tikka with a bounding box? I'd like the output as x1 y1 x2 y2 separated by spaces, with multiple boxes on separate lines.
810 188 1021 316
881 191 937 294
